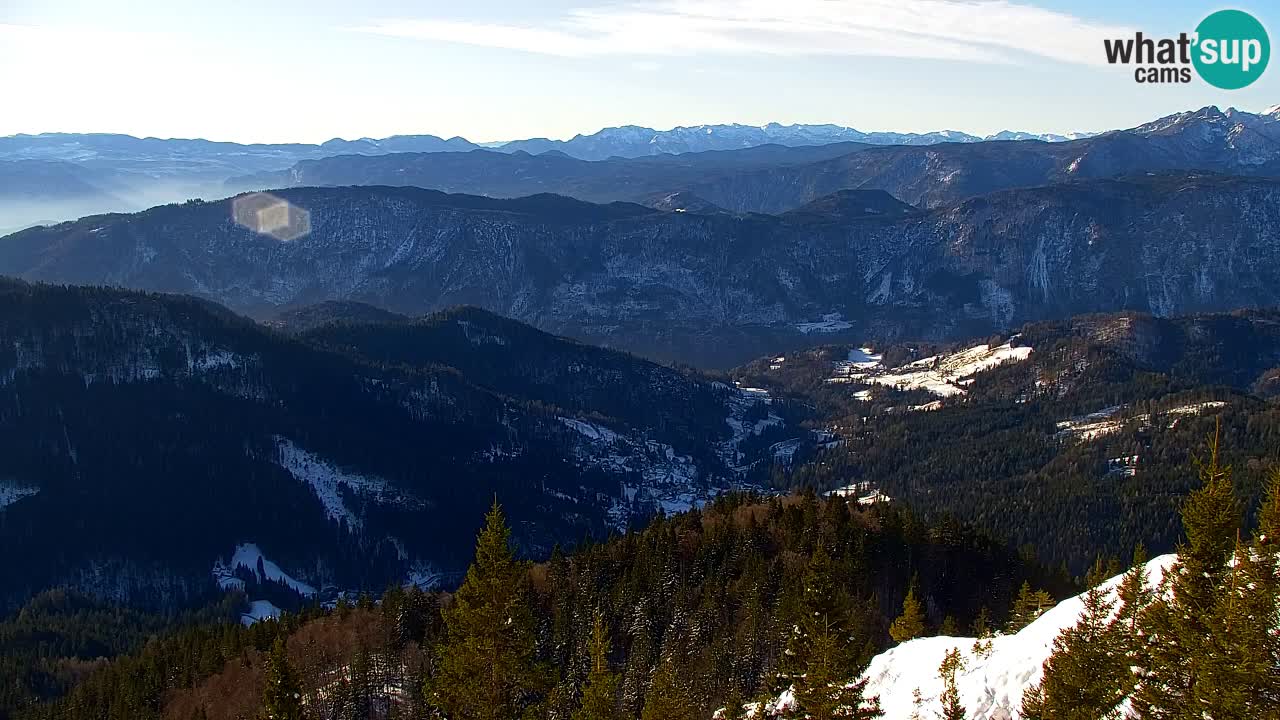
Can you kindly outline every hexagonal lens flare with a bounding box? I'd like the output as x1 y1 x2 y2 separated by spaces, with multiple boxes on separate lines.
232 192 311 241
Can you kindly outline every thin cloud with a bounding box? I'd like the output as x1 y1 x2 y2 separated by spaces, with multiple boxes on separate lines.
351 0 1131 66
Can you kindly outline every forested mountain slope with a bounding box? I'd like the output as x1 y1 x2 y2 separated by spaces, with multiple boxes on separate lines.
738 309 1280 569
0 280 790 613
4 173 1280 368
13 493 1063 720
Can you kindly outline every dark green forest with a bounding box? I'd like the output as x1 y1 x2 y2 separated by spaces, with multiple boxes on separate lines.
7 493 1066 720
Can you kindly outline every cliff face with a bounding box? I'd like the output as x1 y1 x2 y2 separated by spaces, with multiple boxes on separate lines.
4 174 1279 367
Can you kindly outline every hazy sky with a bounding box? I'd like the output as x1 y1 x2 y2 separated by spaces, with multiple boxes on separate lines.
1 0 1277 143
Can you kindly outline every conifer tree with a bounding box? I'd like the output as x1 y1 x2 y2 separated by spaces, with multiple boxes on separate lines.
1201 466 1280 715
641 657 700 720
937 649 966 720
939 615 959 637
1241 468 1280 709
888 578 926 643
969 607 993 657
1112 545 1150 644
1019 683 1045 720
1107 544 1151 704
574 611 621 720
1005 581 1053 633
429 501 548 720
1020 581 1125 720
261 637 305 720
781 546 882 720
1133 431 1237 719
348 644 373 720
970 607 990 637
909 688 924 720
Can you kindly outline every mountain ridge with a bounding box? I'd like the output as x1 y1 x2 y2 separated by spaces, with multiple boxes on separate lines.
5 172 1279 368
0 280 791 612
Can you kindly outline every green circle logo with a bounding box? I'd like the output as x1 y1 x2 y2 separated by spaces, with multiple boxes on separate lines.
1192 10 1270 89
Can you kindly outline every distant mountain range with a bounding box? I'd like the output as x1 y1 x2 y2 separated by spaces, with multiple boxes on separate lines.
4 105 1276 231
0 119 1095 231
0 121 1091 168
229 105 1280 212
488 122 1095 160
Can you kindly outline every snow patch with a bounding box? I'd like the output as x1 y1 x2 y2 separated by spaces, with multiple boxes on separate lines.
241 599 282 626
189 349 243 372
558 416 708 528
456 319 508 346
274 437 403 531
0 481 39 509
827 481 891 505
559 417 621 444
213 543 317 597
1055 406 1126 442
829 341 1032 397
796 312 854 334
1058 400 1226 443
747 555 1176 719
718 384 786 472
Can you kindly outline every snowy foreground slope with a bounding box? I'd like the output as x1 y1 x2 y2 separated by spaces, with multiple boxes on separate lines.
751 555 1176 720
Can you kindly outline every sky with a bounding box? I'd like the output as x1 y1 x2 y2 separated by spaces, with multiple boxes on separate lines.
1 0 1277 144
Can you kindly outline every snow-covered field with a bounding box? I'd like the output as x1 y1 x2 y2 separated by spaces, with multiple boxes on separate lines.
827 341 1032 399
748 554 1176 720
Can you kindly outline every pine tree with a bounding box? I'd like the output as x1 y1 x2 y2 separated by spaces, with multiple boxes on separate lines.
1201 467 1280 715
429 501 549 720
1133 430 1238 719
1241 468 1280 709
1108 544 1151 706
1019 683 1045 720
937 649 966 720
780 547 882 720
573 611 621 720
939 615 959 637
1112 545 1150 644
261 637 305 720
969 607 991 638
1020 581 1125 720
909 688 924 720
641 657 700 720
1005 581 1053 633
348 644 373 720
888 578 926 643
719 688 747 720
